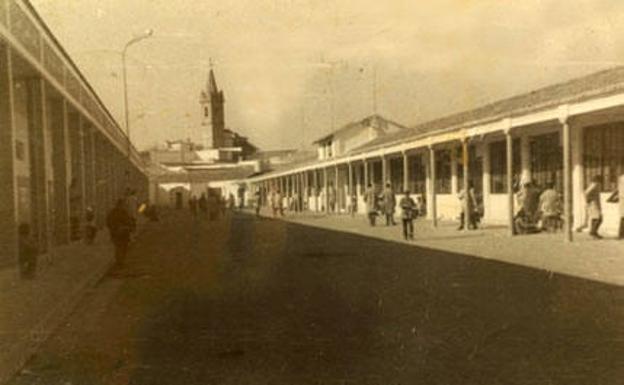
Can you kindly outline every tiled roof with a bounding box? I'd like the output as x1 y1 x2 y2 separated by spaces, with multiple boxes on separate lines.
155 165 256 183
351 66 624 154
313 114 408 144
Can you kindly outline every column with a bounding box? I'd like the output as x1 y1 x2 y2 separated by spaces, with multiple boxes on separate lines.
323 167 329 213
462 138 470 231
505 128 514 236
451 145 458 194
0 43 18 266
364 159 369 188
429 146 437 227
560 111 573 242
348 162 353 198
402 151 409 193
313 169 319 212
28 79 50 252
381 155 388 185
520 134 531 183
571 125 584 229
334 165 339 213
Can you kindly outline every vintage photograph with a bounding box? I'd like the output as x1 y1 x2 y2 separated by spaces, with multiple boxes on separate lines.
0 0 623 384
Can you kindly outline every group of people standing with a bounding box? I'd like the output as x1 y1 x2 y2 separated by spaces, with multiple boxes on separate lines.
188 191 227 221
363 182 422 241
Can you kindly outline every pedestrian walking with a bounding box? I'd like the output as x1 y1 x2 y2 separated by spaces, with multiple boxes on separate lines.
363 184 377 226
198 193 208 219
400 190 417 240
382 182 397 226
585 175 603 239
457 181 478 230
125 188 139 235
106 199 133 270
189 196 198 217
254 189 262 217
273 189 284 217
328 183 336 213
84 206 97 244
349 193 357 217
18 223 38 279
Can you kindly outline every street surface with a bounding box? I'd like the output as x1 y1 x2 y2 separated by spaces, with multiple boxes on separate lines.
8 210 624 385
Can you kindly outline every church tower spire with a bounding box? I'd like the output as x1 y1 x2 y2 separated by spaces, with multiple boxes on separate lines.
200 60 225 149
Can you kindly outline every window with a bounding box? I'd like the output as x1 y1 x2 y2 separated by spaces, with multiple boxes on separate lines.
204 106 209 117
530 132 562 191
434 149 452 194
389 157 403 192
490 139 520 193
327 141 333 158
584 123 624 191
408 153 426 194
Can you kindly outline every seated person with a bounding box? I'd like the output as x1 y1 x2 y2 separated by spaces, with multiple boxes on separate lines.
539 182 561 232
514 180 541 234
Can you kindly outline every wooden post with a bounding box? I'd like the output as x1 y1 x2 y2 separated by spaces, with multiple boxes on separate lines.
505 126 514 236
382 155 388 186
402 151 409 193
323 167 329 213
462 138 470 231
429 146 437 227
335 165 339 213
560 108 573 242
313 169 319 212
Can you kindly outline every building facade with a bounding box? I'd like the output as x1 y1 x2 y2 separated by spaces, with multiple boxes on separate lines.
0 0 148 266
247 68 624 240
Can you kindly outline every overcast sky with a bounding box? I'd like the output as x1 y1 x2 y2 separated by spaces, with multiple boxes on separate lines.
30 0 624 151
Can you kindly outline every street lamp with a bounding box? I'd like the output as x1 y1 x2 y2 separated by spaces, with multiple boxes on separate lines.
122 28 153 170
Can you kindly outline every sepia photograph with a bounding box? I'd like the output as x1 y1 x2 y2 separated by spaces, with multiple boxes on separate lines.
0 0 623 384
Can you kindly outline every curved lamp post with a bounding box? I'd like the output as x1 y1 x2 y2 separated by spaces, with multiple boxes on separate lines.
122 29 153 172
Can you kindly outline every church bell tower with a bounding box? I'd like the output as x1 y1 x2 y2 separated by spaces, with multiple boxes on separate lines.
199 64 225 149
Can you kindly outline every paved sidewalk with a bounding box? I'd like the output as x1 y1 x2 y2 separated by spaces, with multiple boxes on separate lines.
0 231 114 383
255 208 624 286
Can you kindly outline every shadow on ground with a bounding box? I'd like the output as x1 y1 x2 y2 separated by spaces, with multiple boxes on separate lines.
9 211 624 385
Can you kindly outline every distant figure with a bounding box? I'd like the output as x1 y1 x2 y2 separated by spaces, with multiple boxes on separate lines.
18 223 38 279
106 199 133 270
400 190 417 240
189 196 198 217
254 189 262 217
363 184 377 226
382 182 397 226
125 189 139 234
207 192 219 220
198 194 208 218
84 206 97 244
514 180 541 234
539 182 561 232
228 193 236 210
237 185 245 210
349 193 358 217
272 189 284 217
457 181 478 230
145 204 159 222
327 183 336 213
585 175 603 239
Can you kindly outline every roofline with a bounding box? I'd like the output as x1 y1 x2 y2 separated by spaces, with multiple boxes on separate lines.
22 0 140 164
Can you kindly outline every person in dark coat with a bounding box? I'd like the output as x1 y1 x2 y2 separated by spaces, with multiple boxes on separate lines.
399 190 417 240
18 223 38 279
106 199 133 269
382 182 397 226
198 194 208 219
